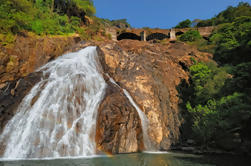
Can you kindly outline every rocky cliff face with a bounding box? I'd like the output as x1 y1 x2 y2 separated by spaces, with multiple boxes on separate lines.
0 37 212 154
95 40 212 151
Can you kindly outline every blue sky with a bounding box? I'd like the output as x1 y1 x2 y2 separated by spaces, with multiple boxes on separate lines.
93 0 251 28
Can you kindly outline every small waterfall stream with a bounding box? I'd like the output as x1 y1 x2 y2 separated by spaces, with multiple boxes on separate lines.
122 89 154 151
108 76 154 151
0 46 153 159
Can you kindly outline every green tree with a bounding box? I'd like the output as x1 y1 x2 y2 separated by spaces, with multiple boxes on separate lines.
178 2 251 151
211 16 251 64
175 19 192 28
197 2 251 27
188 62 228 105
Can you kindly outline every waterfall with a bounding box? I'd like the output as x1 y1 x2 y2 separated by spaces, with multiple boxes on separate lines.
0 46 155 159
0 46 107 158
107 76 154 151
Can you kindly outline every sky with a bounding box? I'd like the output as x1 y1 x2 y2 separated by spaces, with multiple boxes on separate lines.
93 0 251 29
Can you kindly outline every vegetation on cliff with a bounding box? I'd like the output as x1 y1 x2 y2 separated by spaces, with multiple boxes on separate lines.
179 30 202 42
197 2 251 27
179 2 251 151
0 0 95 35
0 0 131 45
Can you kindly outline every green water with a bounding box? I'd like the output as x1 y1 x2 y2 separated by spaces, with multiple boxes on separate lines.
0 152 250 166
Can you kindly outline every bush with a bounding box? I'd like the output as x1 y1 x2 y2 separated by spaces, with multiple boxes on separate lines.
73 0 96 16
0 0 96 36
189 62 228 105
175 19 192 28
186 92 251 145
180 30 202 42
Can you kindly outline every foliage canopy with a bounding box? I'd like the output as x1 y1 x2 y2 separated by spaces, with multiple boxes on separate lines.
175 19 192 28
179 2 251 149
0 0 95 36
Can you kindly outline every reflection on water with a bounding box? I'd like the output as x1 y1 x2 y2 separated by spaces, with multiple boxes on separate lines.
0 152 250 166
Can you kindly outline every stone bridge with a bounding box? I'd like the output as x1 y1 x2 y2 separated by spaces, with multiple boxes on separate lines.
112 26 214 41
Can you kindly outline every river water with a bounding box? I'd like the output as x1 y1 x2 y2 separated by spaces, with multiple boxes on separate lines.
0 152 250 166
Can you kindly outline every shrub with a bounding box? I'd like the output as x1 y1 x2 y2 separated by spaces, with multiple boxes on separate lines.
180 30 202 42
189 62 228 105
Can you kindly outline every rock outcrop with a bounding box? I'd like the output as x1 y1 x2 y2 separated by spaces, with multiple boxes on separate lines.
96 40 212 151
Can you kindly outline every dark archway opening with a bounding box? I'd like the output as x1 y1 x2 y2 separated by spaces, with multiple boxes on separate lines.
203 36 210 41
146 33 169 41
117 32 141 41
176 31 184 36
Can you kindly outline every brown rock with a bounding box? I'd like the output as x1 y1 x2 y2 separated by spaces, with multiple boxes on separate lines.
96 40 212 151
0 34 80 84
0 72 42 134
96 82 144 154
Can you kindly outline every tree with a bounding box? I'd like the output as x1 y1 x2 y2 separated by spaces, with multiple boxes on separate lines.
211 16 251 65
197 2 251 27
175 19 192 28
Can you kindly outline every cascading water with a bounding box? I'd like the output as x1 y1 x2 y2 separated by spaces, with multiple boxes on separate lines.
0 46 107 158
122 89 154 151
0 46 155 159
108 76 154 151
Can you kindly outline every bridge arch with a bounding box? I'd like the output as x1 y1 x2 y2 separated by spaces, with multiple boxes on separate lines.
175 31 184 36
146 33 169 41
117 32 141 41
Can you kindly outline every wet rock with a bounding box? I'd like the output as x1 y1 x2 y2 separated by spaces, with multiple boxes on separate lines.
0 72 41 134
96 81 144 154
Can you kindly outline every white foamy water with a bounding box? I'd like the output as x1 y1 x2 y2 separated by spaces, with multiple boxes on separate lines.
0 46 107 158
